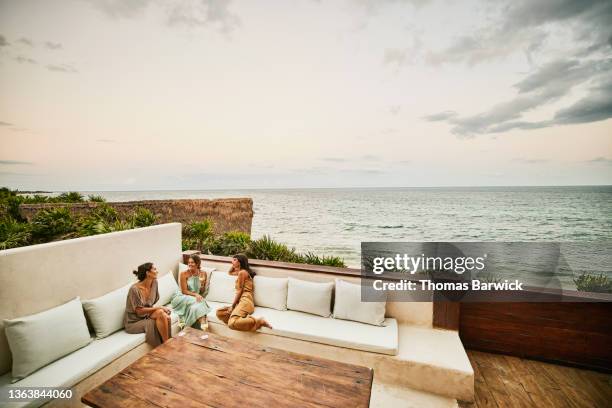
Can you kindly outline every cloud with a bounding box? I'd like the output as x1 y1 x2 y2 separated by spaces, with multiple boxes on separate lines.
167 0 241 34
426 0 612 66
0 121 13 126
423 111 457 122
96 138 116 143
87 0 241 34
389 105 401 115
0 160 34 165
513 158 548 164
46 64 78 73
321 157 347 162
551 77 612 125
16 37 34 46
14 56 37 64
361 154 380 161
352 0 430 16
86 0 152 19
383 48 408 68
45 41 62 50
426 57 612 136
0 35 8 47
426 30 547 67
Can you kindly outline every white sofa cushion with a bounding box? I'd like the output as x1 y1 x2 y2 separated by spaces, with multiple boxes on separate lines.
333 279 386 326
206 301 398 355
207 271 236 303
4 297 93 382
0 330 147 408
287 278 333 317
156 272 180 306
254 276 288 311
82 284 132 339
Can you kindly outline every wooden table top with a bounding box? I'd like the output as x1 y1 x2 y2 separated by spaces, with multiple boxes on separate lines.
82 327 374 407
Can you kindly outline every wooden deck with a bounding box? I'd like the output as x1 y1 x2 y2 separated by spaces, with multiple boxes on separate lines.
459 350 611 408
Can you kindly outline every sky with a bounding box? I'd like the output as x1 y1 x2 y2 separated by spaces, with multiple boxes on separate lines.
0 0 611 191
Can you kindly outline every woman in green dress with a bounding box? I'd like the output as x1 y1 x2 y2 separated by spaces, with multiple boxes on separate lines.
170 254 211 330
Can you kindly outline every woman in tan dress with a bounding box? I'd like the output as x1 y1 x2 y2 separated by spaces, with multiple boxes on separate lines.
124 262 172 346
216 254 272 331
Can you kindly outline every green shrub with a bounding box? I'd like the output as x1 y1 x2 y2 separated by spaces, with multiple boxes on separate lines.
131 207 157 228
574 273 612 293
210 232 251 256
77 204 120 236
246 235 300 262
55 191 85 203
31 207 76 241
184 220 215 252
5 195 25 221
21 194 51 204
87 194 106 202
297 251 346 268
0 218 32 249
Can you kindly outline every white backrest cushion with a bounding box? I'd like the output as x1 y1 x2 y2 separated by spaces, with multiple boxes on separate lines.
287 278 333 317
156 272 179 306
207 271 236 303
82 283 131 339
333 279 386 326
4 297 92 382
254 276 288 310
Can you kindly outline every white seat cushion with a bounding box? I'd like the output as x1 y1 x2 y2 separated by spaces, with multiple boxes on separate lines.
206 301 398 355
0 330 147 408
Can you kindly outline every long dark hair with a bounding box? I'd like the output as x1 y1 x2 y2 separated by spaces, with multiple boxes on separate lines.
189 254 201 268
133 262 153 281
232 253 255 278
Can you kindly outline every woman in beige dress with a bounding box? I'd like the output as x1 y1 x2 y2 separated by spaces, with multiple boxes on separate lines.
216 254 272 331
124 262 172 346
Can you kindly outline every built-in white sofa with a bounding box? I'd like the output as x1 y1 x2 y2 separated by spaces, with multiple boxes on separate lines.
0 224 183 408
0 224 474 407
199 258 474 403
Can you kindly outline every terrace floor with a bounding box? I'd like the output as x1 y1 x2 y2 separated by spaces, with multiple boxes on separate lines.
459 350 611 408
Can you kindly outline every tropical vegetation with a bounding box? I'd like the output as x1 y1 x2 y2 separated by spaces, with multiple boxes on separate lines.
574 272 612 294
1 187 346 267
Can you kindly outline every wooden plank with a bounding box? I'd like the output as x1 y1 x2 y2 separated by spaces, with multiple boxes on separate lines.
121 355 328 408
147 344 370 406
83 328 373 408
460 302 612 371
82 379 161 408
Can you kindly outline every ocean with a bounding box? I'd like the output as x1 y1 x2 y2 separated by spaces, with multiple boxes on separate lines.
78 186 612 286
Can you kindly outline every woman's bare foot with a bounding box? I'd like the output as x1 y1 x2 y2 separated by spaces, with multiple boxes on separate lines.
257 318 272 330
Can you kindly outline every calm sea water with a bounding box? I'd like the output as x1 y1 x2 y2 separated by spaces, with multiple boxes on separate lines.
78 187 612 282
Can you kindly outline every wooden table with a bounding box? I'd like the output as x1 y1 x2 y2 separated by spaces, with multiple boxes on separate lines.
82 327 373 407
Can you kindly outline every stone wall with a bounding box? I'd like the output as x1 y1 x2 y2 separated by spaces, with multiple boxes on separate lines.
19 198 254 235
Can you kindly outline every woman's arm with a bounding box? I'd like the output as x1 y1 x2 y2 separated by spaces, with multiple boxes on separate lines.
231 270 247 308
135 306 164 316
